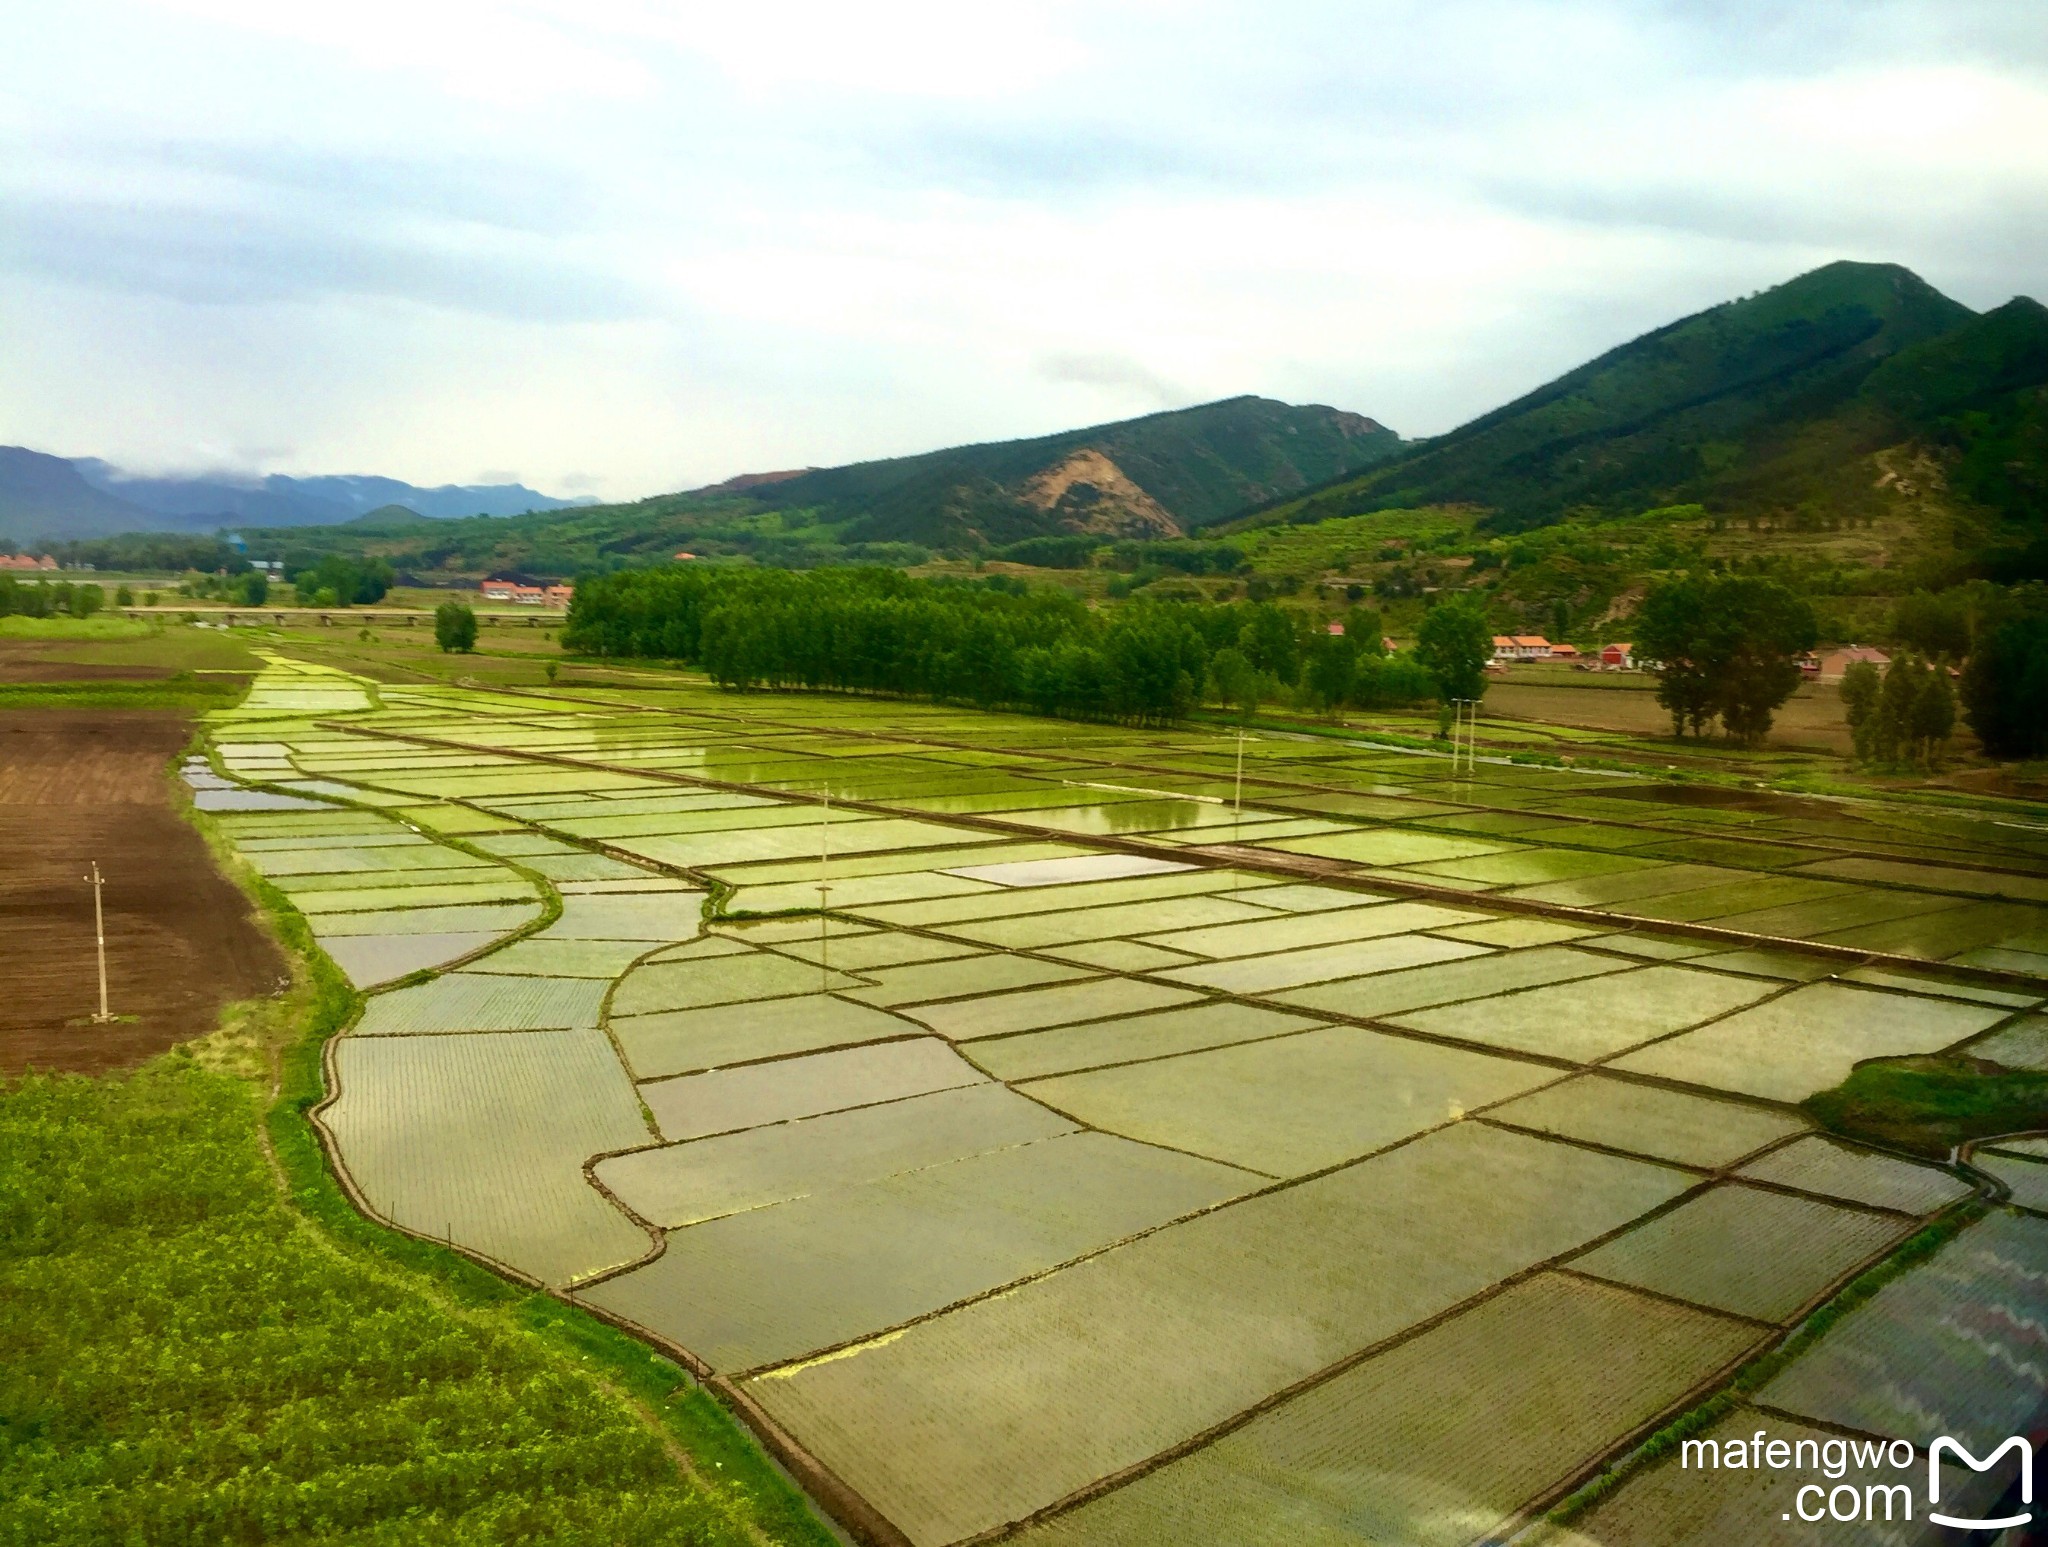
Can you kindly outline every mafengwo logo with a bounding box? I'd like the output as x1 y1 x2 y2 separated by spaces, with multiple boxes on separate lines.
1928 1437 2032 1533
1680 1429 2034 1530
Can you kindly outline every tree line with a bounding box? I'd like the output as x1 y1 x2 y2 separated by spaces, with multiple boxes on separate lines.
563 567 1475 725
0 577 105 619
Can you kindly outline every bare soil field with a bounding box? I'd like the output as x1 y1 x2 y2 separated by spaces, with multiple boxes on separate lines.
1484 672 1857 755
0 655 181 682
0 708 284 1075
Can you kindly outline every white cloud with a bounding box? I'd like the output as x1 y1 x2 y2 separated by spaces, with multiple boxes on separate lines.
0 0 2042 499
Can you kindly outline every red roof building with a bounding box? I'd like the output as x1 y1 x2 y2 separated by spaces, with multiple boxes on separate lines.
480 578 572 608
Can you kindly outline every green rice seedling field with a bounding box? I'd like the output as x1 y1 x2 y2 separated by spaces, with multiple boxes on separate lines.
180 651 2048 1545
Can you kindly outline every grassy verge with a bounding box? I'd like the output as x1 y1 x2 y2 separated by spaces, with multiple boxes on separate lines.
1805 1054 2048 1157
0 674 249 711
0 782 837 1543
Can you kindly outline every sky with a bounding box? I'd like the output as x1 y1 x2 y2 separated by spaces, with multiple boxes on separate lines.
3 0 2045 502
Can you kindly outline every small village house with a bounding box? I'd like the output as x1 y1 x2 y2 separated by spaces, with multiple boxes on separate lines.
1491 635 1553 662
1811 645 1889 682
1600 642 1634 670
479 578 573 609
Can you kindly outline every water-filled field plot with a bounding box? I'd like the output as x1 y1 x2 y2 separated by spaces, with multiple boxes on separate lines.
1019 1024 1557 1176
324 1030 651 1285
741 1122 1689 1546
1570 1184 1913 1323
1678 1211 2048 1512
201 658 2048 1547
1015 1273 1757 1547
1612 982 2015 1101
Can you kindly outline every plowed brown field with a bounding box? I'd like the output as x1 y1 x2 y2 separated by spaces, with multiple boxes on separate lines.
0 708 284 1075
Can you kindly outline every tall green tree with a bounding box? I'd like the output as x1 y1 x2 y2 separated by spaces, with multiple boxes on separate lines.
1910 664 1956 765
1713 579 1818 747
434 599 478 653
1205 647 1259 720
1303 634 1356 714
1636 576 1816 745
1961 613 2048 759
1413 597 1492 705
1237 603 1302 685
1635 577 1718 738
1840 659 1881 761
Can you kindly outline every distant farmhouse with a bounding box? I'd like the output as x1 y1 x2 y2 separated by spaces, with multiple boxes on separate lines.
1808 645 1889 682
1491 635 1554 661
0 554 58 571
480 578 573 608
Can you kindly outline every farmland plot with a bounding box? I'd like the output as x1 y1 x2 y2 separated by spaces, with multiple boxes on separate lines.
585 1130 1259 1373
323 1030 652 1285
1734 1137 1973 1216
1571 1184 1912 1323
1018 1024 1558 1176
596 1083 1079 1227
205 658 2048 1546
1387 964 1775 1063
741 1123 1689 1546
1979 1151 2048 1210
610 994 927 1078
966 1002 1328 1082
1484 1075 1809 1169
1017 1274 1758 1547
638 1037 987 1140
1612 984 2013 1101
352 972 609 1035
1754 1209 2048 1449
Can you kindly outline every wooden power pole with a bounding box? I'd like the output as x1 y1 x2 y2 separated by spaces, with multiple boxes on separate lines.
86 860 112 1024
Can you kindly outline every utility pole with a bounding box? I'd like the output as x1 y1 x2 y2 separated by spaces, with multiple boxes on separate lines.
85 860 112 1024
1233 729 1246 845
1449 698 1480 776
816 796 832 991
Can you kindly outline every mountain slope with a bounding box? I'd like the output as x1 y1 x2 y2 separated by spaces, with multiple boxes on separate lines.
2 452 594 542
747 396 1403 546
70 462 593 527
0 449 159 543
1261 262 1981 533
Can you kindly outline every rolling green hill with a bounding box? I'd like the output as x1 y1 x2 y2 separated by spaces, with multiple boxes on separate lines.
185 397 1402 578
747 395 1402 547
1253 262 2046 538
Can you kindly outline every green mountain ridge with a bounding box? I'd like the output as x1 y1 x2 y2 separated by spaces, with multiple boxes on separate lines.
1249 261 2047 542
146 397 1403 578
738 395 1404 547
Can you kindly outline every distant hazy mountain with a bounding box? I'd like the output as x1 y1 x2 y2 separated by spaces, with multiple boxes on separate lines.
1255 261 2046 535
0 451 595 543
0 448 158 545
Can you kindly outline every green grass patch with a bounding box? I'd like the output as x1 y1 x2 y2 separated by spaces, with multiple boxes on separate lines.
1805 1054 2048 1158
0 674 249 710
0 614 158 640
0 1053 815 1544
0 796 838 1544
